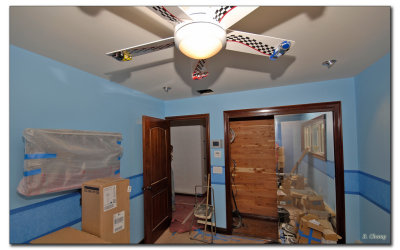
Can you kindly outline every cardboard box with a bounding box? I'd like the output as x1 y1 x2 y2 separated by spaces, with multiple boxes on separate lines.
291 175 304 189
304 196 325 211
296 213 342 244
282 178 292 189
297 225 323 244
277 189 293 206
278 195 293 206
30 227 110 244
82 177 130 244
306 209 331 220
297 214 326 244
323 228 342 242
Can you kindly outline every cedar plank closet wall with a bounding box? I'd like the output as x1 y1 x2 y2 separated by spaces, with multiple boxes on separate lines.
229 118 277 218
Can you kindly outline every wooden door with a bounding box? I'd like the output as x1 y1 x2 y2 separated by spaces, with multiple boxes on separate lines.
142 116 171 243
229 118 277 218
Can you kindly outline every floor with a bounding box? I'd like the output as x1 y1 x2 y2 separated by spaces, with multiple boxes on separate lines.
156 194 278 244
155 228 271 244
232 217 279 242
169 194 204 234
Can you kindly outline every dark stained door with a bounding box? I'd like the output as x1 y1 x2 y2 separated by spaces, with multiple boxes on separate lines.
142 116 171 243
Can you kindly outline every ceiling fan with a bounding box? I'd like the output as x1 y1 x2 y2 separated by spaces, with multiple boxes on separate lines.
106 6 295 80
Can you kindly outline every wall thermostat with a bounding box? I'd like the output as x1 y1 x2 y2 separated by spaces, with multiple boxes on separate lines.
211 139 223 148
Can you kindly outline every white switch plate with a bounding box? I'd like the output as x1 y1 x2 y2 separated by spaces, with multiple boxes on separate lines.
214 150 222 158
213 166 223 174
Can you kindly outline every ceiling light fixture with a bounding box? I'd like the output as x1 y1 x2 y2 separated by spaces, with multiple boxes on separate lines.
175 20 226 59
322 59 337 69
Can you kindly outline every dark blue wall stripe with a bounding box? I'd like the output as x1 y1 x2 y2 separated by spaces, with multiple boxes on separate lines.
344 170 390 214
127 173 143 199
359 193 390 214
130 192 143 200
344 170 359 193
359 171 390 185
10 192 82 244
301 154 335 179
22 218 82 244
10 192 80 215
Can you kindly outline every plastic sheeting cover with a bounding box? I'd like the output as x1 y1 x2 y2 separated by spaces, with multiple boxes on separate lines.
17 128 123 196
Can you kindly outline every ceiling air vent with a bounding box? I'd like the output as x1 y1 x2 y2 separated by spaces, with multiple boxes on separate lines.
197 89 214 95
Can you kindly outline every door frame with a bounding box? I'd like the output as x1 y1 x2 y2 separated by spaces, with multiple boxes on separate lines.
223 101 346 243
166 114 211 186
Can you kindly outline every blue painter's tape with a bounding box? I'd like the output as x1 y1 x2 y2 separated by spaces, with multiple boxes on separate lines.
117 141 121 145
298 228 321 244
23 168 41 177
114 169 120 175
118 156 121 160
24 153 56 160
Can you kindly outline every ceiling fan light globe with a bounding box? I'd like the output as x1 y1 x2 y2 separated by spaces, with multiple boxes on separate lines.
175 21 226 60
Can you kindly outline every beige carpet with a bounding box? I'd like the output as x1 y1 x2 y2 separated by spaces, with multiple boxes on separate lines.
155 228 270 244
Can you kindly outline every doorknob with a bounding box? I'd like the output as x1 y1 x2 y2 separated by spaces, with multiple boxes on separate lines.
142 186 152 191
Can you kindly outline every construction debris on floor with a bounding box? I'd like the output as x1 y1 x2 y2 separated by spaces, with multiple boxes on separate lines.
170 194 204 234
155 229 270 244
277 174 342 244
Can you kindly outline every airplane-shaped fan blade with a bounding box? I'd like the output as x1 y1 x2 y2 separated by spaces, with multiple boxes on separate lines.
212 6 258 29
106 37 175 61
148 6 192 25
225 30 295 60
192 59 208 80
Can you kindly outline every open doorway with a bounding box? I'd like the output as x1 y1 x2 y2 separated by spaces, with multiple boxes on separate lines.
224 102 345 244
166 114 211 234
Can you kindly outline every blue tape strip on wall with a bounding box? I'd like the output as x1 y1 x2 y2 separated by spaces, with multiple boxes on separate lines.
114 169 120 175
24 153 57 160
23 168 42 176
117 141 121 145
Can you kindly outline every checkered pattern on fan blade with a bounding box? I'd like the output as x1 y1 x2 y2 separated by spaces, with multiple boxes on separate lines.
213 6 236 22
110 42 175 60
192 59 208 80
152 6 182 24
226 34 275 56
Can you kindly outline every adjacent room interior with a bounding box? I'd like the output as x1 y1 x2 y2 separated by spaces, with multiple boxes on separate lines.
9 5 391 245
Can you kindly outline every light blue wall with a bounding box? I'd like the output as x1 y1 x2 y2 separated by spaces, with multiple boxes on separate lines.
9 45 164 243
165 76 360 242
10 44 391 245
354 53 391 244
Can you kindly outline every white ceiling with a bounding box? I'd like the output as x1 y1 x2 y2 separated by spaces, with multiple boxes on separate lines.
10 6 390 100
